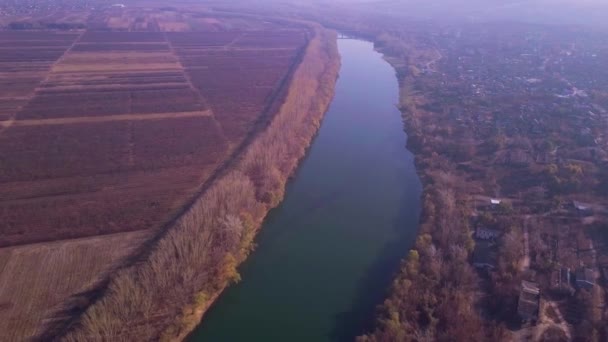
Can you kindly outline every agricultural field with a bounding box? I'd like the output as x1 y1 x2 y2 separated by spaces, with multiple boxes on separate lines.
0 230 151 341
0 7 310 340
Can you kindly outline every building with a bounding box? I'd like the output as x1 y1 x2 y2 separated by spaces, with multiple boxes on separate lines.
472 241 497 270
572 201 593 216
575 267 595 289
550 267 574 295
475 227 501 241
518 280 540 322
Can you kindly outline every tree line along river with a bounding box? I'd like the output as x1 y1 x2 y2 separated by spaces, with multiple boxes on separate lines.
188 37 422 342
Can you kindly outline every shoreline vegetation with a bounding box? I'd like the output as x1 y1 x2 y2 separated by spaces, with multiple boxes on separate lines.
277 10 498 337
318 9 608 341
272 7 507 339
357 58 492 340
48 24 339 341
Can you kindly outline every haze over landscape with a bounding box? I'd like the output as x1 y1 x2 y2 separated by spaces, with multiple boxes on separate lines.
0 0 607 341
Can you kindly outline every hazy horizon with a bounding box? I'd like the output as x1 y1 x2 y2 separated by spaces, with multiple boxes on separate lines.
296 0 608 29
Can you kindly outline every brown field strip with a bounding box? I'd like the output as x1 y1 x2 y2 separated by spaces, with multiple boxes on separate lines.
0 230 152 341
6 109 213 126
51 62 181 73
0 116 229 246
36 82 190 92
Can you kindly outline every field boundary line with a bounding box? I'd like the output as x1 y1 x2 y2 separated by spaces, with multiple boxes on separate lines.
163 31 214 115
163 31 229 143
0 31 84 137
39 30 86 87
0 229 152 252
6 110 213 126
224 32 245 49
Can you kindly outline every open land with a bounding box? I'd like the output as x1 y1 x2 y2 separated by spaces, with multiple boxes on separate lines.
0 1 330 340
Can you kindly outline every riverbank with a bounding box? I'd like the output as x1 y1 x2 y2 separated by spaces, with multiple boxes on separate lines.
204 3 608 340
357 46 487 340
53 24 339 341
273 10 492 340
359 27 608 341
188 37 421 341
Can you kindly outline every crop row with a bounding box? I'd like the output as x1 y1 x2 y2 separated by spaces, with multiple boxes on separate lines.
188 68 287 88
42 75 188 88
175 49 298 58
0 122 130 182
0 31 79 41
0 40 75 47
0 77 42 95
173 37 301 143
179 55 293 69
0 63 52 72
0 48 67 62
234 31 307 48
80 31 165 43
0 116 227 183
72 43 171 52
0 190 165 246
39 83 191 93
43 71 188 87
166 32 241 46
17 87 207 119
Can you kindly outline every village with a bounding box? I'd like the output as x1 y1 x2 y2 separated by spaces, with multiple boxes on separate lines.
286 2 608 340
419 23 608 340
470 194 607 340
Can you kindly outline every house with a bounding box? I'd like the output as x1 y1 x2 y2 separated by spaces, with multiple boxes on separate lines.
518 280 540 322
472 241 497 270
490 198 502 205
575 267 595 289
475 227 501 241
572 201 593 215
573 201 589 211
550 267 574 295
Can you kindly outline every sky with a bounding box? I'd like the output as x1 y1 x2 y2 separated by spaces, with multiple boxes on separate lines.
322 0 608 29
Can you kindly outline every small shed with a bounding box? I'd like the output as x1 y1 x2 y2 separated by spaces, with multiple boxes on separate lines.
518 280 540 322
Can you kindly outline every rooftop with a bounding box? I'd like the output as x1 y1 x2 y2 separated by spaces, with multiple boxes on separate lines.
576 267 595 286
472 241 497 269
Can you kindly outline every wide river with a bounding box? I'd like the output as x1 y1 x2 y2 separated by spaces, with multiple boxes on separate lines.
188 38 422 341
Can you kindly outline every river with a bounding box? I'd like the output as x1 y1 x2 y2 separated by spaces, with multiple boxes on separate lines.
188 37 422 342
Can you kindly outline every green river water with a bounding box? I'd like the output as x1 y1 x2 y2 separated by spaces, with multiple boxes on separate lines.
189 37 422 342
